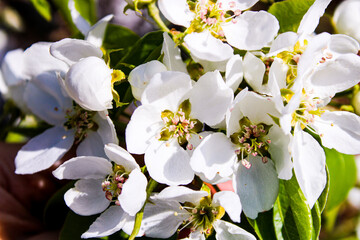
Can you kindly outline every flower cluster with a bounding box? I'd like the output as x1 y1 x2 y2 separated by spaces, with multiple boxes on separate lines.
1 0 360 239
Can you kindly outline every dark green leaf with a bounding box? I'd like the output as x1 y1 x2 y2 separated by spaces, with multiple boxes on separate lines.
60 211 100 240
268 0 315 33
30 0 52 21
325 148 357 211
102 24 140 50
74 0 97 25
247 210 277 240
273 174 313 240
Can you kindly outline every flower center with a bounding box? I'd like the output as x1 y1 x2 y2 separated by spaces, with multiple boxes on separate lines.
291 90 325 129
158 99 203 150
63 103 98 143
187 0 240 38
101 164 129 206
177 196 225 236
230 117 272 168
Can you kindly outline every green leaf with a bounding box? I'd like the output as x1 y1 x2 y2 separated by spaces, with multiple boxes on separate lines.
74 0 97 25
325 148 357 211
30 0 52 21
268 0 315 33
59 211 100 240
273 174 313 240
247 210 277 240
52 0 78 33
119 31 164 68
102 24 140 50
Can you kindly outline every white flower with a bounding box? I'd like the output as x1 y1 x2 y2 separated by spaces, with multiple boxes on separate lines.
12 42 118 174
50 38 114 111
128 32 187 101
190 89 292 218
333 0 360 42
53 143 147 238
139 186 255 240
126 70 233 185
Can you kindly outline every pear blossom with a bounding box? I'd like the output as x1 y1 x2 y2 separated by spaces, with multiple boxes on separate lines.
11 42 118 174
53 143 147 238
138 186 256 240
126 70 233 185
190 89 292 218
333 0 360 42
128 32 187 101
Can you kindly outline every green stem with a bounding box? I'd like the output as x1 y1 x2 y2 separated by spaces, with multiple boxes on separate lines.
129 178 158 240
147 2 170 32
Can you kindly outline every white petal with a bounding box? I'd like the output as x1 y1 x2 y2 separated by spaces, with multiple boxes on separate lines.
292 126 326 208
213 191 242 223
68 0 91 35
66 56 113 111
86 15 114 48
22 42 68 78
158 0 194 27
53 156 111 180
125 104 163 154
145 142 194 186
233 157 279 219
328 34 359 55
82 206 127 238
65 179 109 216
94 111 119 145
76 131 107 158
213 220 256 240
190 132 237 181
297 0 332 35
1 48 26 87
225 54 243 92
50 38 103 66
141 71 193 110
268 126 293 180
141 199 188 238
154 186 208 204
268 32 298 56
15 126 74 174
223 11 279 50
128 60 167 101
105 143 139 171
189 71 234 126
162 32 187 73
24 76 69 126
307 54 360 98
313 111 360 155
184 31 233 72
119 169 147 216
226 88 248 137
218 0 259 10
333 0 360 42
243 52 265 92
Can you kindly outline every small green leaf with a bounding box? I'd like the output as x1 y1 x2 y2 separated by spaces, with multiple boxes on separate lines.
102 24 140 50
30 0 52 21
325 148 357 211
74 0 97 25
273 174 313 240
268 0 315 33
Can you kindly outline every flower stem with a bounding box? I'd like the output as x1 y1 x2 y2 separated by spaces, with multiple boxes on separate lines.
147 2 169 32
129 178 158 240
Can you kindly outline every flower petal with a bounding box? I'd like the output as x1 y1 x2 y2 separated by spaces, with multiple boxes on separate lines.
65 56 113 111
213 191 241 223
243 52 265 92
162 32 187 73
158 0 194 27
50 38 103 66
52 156 112 180
225 54 243 92
15 126 74 174
292 125 326 208
68 0 91 35
213 220 256 240
76 130 107 158
86 15 114 48
223 11 279 50
333 0 360 42
64 178 109 216
190 132 237 181
1 48 25 87
219 0 259 11
94 111 119 145
233 156 279 219
105 143 139 171
154 186 208 204
145 142 194 186
81 206 128 238
189 71 234 126
313 111 360 155
119 169 147 216
268 32 298 56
